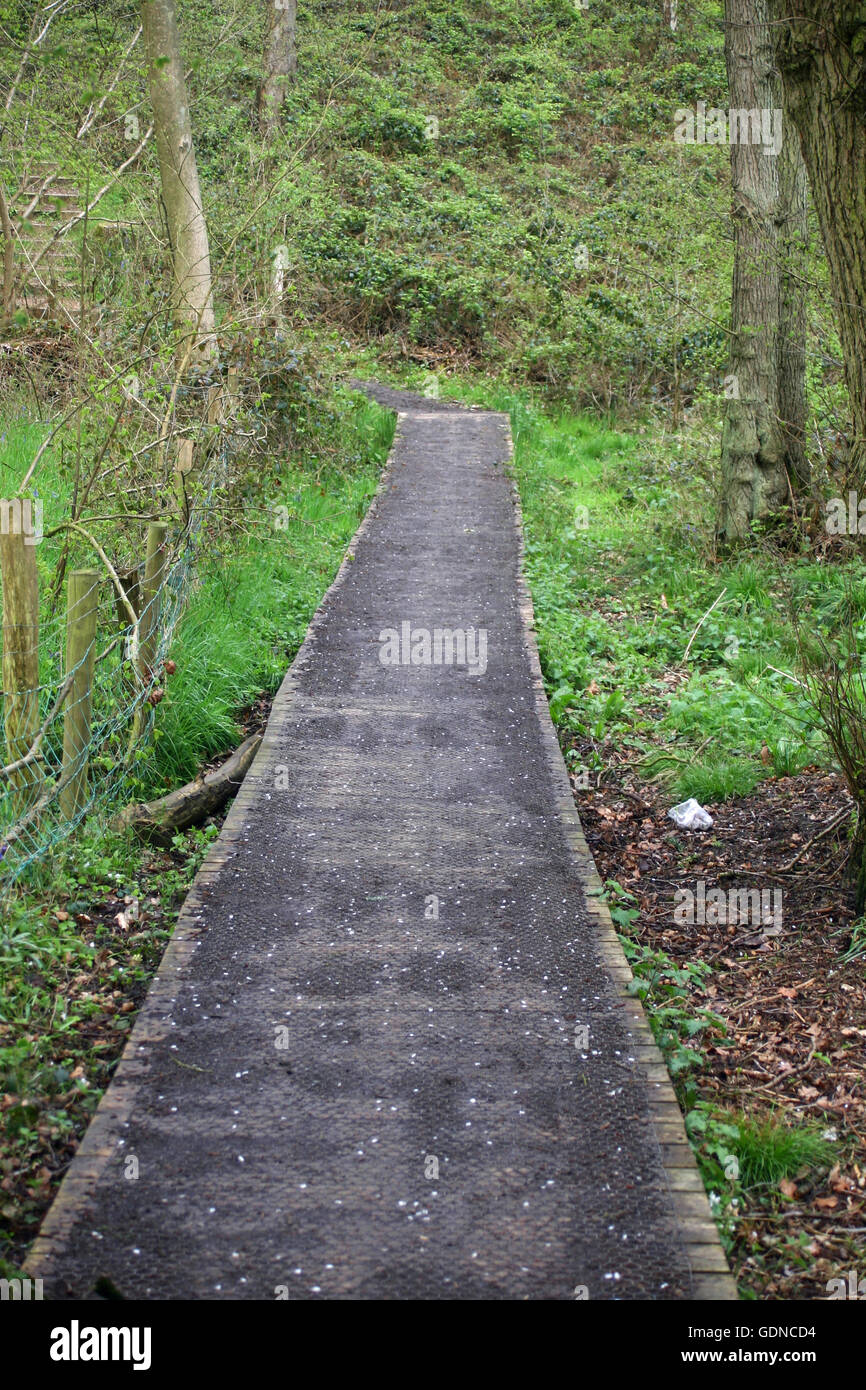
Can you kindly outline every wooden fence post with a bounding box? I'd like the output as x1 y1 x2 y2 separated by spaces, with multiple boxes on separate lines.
59 569 99 819
138 521 168 688
0 517 42 810
206 384 223 425
226 366 239 413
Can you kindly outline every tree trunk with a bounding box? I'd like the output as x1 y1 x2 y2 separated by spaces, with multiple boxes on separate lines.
259 0 297 136
718 0 789 543
769 2 866 483
776 127 810 491
141 0 217 366
0 183 15 320
852 812 866 916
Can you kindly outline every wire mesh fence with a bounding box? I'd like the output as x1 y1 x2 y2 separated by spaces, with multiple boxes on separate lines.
0 403 234 910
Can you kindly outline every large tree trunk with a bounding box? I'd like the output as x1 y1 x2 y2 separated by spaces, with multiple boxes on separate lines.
769 2 866 483
141 0 217 366
259 0 297 136
718 0 789 543
776 127 810 491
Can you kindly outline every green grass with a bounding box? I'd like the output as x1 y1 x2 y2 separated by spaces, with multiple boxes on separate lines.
673 756 763 804
0 391 394 825
733 1113 838 1190
687 1102 839 1195
0 418 71 553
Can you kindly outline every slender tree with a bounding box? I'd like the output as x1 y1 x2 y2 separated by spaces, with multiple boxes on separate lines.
141 0 216 365
0 184 14 320
769 1 866 483
718 0 789 542
259 0 297 136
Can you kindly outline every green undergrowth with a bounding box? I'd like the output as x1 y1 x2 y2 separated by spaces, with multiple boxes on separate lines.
0 818 216 1265
2 0 761 412
685 1104 841 1260
595 879 724 1089
597 879 840 1272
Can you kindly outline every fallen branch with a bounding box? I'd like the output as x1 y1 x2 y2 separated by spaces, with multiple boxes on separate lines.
113 733 261 844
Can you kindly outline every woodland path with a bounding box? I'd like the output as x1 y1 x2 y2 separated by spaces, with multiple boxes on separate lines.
27 384 734 1300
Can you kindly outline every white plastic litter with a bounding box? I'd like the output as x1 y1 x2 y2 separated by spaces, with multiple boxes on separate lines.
668 798 713 830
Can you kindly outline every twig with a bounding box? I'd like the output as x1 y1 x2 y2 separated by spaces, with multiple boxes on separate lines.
781 805 853 871
763 664 808 689
76 26 142 140
23 127 154 283
683 587 728 662
52 520 142 664
1 763 76 849
0 670 74 780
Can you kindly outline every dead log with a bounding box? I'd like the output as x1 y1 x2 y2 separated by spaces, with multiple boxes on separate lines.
114 732 261 844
